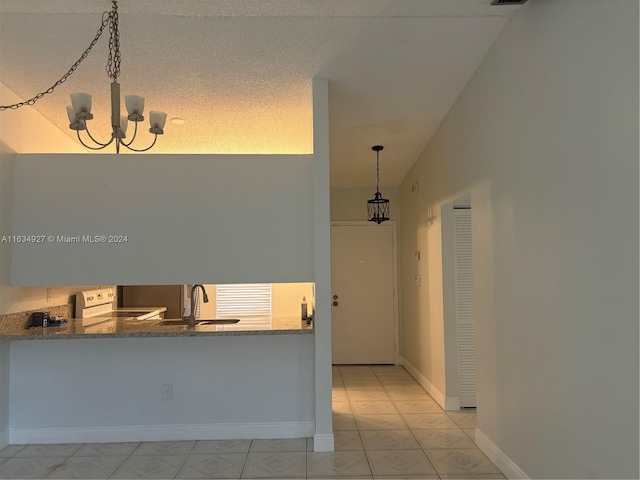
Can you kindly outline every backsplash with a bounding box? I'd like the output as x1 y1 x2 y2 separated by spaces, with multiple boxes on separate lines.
0 303 73 335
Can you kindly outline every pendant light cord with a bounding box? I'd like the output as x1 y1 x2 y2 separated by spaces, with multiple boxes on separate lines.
376 149 381 194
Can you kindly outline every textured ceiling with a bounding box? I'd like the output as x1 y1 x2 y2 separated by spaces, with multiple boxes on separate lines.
0 0 522 187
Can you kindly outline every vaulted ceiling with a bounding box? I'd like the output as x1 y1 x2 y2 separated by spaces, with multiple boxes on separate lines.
0 1 523 187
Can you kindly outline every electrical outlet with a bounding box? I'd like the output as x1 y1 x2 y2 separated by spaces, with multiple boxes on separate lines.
46 288 51 302
161 384 173 400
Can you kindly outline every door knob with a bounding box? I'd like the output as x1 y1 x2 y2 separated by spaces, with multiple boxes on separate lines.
333 294 339 300
332 301 339 306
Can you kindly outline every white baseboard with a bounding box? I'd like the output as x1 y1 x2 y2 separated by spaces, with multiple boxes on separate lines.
10 421 315 445
313 433 334 452
400 356 450 410
0 427 8 450
475 428 529 479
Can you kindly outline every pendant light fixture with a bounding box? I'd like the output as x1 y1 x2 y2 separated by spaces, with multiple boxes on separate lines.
367 145 390 224
0 1 167 154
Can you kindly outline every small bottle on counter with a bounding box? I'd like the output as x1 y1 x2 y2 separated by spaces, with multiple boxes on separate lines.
308 296 315 325
301 296 308 321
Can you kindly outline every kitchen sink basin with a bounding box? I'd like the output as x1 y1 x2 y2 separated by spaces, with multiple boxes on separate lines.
155 320 190 326
154 319 240 326
198 319 240 325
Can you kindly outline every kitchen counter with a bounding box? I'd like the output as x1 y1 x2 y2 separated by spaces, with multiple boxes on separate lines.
0 315 313 340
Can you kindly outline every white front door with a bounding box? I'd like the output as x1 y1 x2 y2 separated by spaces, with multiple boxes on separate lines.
331 223 397 364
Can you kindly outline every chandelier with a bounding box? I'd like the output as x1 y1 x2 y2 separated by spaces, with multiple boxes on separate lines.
0 1 166 154
367 145 390 224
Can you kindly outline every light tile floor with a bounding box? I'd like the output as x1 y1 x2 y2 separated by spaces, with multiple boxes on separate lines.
0 366 505 479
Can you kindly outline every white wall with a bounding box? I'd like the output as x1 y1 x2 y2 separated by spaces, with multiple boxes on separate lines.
272 283 314 318
11 153 314 286
399 1 638 478
0 341 8 448
0 88 91 448
331 187 400 221
9 335 314 442
0 142 87 314
0 88 97 314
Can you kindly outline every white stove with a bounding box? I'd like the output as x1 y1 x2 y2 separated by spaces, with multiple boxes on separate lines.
75 288 166 320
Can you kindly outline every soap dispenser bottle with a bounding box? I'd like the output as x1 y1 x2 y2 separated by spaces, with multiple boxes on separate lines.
301 296 308 321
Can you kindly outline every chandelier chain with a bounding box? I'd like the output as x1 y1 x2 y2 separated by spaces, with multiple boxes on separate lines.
107 1 121 81
0 6 116 111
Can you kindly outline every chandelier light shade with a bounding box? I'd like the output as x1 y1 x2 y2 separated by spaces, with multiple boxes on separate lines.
125 95 145 121
70 93 92 119
367 145 390 224
149 111 168 134
0 1 166 154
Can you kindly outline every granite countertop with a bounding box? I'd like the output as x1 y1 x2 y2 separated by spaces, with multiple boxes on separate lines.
0 315 314 341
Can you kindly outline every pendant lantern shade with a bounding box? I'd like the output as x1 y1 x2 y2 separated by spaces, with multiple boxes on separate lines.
367 145 390 224
367 191 390 224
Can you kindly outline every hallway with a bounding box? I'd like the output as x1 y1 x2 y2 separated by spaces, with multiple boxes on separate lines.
330 365 503 478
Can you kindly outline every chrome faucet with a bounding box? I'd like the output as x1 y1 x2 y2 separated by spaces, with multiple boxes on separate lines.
184 284 209 327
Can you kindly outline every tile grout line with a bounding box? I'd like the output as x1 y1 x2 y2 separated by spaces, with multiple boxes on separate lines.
42 443 84 479
238 439 252 479
107 442 142 479
172 440 198 479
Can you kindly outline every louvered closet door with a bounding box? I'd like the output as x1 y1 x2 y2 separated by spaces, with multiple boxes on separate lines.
454 208 476 407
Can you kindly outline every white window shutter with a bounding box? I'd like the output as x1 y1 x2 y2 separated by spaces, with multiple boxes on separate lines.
216 284 272 329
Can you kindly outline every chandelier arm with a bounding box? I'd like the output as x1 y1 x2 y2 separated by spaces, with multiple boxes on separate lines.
0 10 112 111
120 134 158 153
83 122 113 147
77 130 114 151
122 121 139 147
